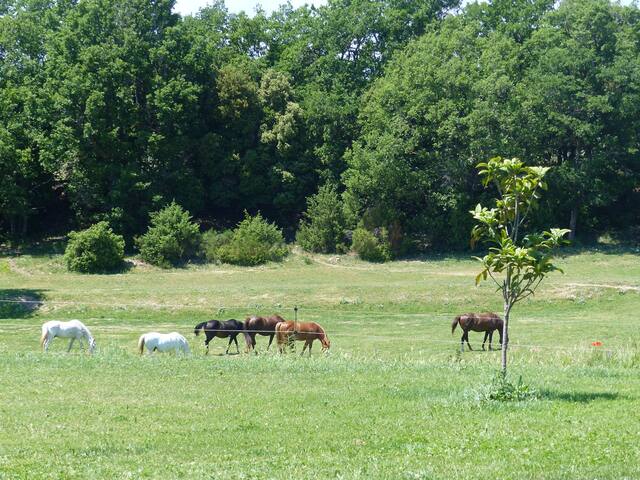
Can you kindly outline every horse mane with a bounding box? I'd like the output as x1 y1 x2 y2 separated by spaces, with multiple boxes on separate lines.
82 324 94 341
318 324 330 348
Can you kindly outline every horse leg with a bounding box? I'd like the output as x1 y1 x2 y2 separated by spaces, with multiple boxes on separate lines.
464 330 473 351
482 331 489 351
307 339 313 357
226 336 233 354
267 334 274 351
43 334 51 352
488 331 493 351
233 335 240 354
67 337 75 352
205 338 210 355
301 340 311 356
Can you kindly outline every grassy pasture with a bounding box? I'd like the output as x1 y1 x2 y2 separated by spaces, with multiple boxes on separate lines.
1 248 639 479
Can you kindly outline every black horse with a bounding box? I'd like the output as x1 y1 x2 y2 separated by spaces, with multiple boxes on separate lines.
194 319 245 354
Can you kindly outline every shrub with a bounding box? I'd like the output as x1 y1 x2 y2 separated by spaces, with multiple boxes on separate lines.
201 229 234 263
64 222 125 273
351 227 391 262
136 202 201 268
296 184 347 253
475 373 537 403
213 212 288 266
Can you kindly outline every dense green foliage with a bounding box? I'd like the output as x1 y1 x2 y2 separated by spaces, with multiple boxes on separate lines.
63 221 125 273
343 0 640 248
351 227 391 262
210 212 288 265
0 0 638 250
201 229 234 263
136 202 201 267
296 184 347 253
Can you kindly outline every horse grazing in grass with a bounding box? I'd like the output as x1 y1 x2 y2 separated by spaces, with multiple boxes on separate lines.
194 319 245 354
275 320 330 356
243 315 284 352
40 320 96 354
138 332 190 355
452 312 503 352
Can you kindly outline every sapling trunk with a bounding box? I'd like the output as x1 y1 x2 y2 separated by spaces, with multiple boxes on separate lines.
502 302 509 376
569 207 577 241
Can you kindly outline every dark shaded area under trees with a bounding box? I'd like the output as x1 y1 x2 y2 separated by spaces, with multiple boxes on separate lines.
1 0 638 252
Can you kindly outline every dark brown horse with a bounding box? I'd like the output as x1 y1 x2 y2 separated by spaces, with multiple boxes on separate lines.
194 319 246 354
275 320 330 356
452 312 503 351
243 315 285 352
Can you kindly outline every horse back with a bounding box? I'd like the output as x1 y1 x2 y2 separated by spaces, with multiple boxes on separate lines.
225 319 243 331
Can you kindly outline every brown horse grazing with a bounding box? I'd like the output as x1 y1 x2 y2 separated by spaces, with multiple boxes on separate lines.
275 321 330 356
243 315 285 352
452 312 503 352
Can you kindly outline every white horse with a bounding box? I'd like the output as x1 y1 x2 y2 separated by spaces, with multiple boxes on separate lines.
138 332 191 355
40 320 96 354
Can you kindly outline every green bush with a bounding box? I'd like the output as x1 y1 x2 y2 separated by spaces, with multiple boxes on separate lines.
136 202 201 268
64 222 125 273
475 373 537 403
201 229 234 263
351 227 391 262
212 212 288 266
296 184 347 253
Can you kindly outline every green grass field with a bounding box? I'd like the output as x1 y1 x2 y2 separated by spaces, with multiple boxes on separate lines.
1 247 639 479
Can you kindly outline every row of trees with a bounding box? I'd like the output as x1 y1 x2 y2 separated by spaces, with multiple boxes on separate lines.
1 0 639 250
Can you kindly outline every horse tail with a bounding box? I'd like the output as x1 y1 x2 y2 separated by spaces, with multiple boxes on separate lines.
138 335 146 355
194 321 207 336
452 316 460 334
275 321 285 343
40 325 48 350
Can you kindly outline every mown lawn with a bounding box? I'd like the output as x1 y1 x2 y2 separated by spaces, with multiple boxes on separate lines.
0 248 639 479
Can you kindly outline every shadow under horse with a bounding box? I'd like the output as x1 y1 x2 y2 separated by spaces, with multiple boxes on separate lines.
452 312 503 351
243 314 285 352
194 319 245 354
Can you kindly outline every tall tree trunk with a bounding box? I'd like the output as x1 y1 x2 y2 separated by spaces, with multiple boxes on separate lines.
21 214 28 238
501 301 509 376
569 207 577 241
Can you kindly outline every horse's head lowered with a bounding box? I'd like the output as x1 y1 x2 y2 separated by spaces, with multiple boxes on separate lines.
321 334 331 352
88 337 96 354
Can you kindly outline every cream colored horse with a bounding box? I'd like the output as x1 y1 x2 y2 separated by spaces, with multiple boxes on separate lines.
138 332 190 355
40 320 96 353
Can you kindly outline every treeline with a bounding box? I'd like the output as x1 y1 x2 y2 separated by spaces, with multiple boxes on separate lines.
1 0 639 253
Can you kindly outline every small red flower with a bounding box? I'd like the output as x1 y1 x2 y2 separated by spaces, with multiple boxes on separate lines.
591 341 603 347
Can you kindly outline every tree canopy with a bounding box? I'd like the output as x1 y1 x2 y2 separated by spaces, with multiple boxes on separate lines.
0 0 638 247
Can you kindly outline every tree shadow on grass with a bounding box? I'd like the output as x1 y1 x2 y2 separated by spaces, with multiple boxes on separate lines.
0 289 47 319
539 389 621 403
0 237 66 257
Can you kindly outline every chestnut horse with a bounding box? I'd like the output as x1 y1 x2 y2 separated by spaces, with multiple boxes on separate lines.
452 312 503 352
243 315 285 352
275 320 330 356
